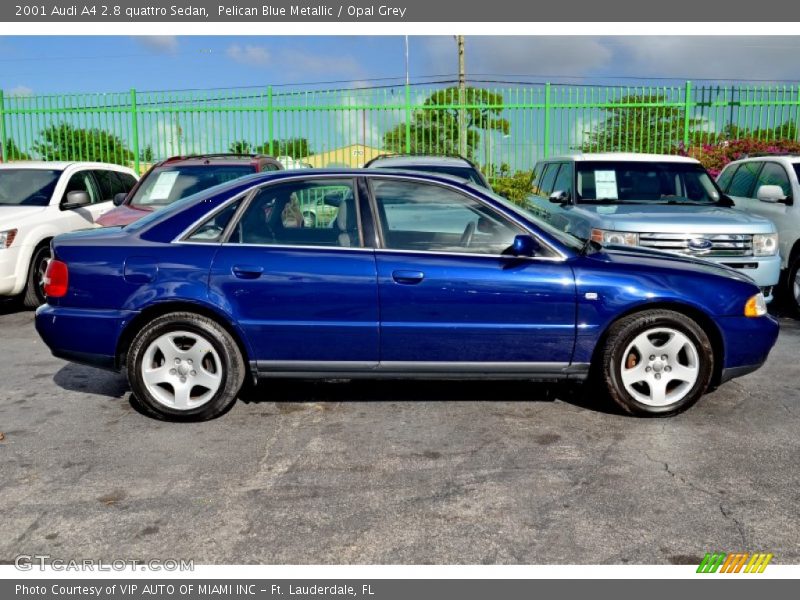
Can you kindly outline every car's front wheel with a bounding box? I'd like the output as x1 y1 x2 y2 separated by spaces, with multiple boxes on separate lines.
601 310 714 416
127 312 245 421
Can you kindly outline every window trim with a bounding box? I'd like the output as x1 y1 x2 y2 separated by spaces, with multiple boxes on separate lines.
365 174 565 261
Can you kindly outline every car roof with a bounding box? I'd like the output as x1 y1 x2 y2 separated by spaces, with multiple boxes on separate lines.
0 160 135 171
546 152 701 164
366 155 476 168
724 154 800 165
156 153 278 167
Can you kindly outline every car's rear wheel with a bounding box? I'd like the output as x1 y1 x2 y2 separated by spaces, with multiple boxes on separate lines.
602 310 714 416
127 312 245 421
23 244 51 308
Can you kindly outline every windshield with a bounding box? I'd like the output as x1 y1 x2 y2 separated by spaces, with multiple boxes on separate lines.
129 165 255 208
476 185 584 252
382 164 488 187
575 161 721 205
0 169 61 207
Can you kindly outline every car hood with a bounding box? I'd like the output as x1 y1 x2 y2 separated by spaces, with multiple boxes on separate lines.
0 205 48 228
573 203 776 233
593 244 756 285
96 204 152 227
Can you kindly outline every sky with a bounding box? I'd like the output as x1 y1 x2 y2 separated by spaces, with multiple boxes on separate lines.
1 36 800 96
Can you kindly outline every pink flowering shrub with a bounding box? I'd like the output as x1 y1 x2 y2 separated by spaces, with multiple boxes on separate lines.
679 139 800 177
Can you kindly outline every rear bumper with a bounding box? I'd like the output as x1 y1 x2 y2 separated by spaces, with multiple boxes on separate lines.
35 304 138 370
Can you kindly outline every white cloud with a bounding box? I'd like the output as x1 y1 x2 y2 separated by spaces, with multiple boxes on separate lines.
422 36 613 78
226 44 271 66
8 85 33 97
134 35 179 54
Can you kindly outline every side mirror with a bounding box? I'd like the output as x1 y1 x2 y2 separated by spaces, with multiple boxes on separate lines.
61 190 91 210
510 234 540 257
549 190 570 204
113 192 128 206
757 184 791 204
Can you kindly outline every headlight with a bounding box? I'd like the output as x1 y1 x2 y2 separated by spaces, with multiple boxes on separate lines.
744 293 768 317
590 228 639 247
0 229 17 249
753 233 778 256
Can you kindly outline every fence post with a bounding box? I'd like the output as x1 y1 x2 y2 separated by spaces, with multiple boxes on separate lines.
267 85 274 156
683 80 693 148
129 88 140 174
0 90 6 163
543 82 551 158
404 83 412 153
795 84 800 142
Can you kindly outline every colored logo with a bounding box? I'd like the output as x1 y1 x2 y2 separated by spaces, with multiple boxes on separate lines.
697 552 774 573
687 238 714 253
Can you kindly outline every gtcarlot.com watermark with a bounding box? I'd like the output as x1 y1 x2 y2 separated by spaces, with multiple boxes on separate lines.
14 555 194 572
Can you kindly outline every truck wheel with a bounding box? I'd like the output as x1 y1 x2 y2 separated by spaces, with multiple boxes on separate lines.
23 244 51 308
127 312 245 421
786 255 800 317
602 310 714 417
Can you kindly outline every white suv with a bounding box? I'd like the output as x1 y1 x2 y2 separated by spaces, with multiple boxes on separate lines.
0 161 138 307
717 155 800 313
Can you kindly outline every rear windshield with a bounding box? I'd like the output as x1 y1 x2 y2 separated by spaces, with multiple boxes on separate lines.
379 164 487 187
129 164 255 208
0 169 61 207
575 161 721 205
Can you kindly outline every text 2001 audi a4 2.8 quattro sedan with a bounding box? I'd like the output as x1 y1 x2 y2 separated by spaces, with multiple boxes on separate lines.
35 169 779 420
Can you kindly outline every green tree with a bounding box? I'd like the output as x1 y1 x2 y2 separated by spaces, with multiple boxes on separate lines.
33 123 133 164
228 140 253 154
2 139 30 160
383 87 510 158
582 93 704 153
140 145 155 162
257 138 313 158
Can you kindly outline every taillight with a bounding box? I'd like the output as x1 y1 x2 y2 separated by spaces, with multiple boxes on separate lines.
43 259 69 298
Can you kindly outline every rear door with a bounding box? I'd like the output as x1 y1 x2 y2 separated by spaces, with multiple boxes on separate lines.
207 177 380 373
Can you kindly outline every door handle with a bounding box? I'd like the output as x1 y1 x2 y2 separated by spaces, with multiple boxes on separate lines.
392 270 425 284
232 265 264 279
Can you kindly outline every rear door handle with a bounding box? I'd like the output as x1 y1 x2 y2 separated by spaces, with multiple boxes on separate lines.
392 270 425 284
232 265 264 279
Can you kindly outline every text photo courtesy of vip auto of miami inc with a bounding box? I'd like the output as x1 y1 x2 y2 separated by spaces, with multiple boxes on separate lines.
0 32 798 584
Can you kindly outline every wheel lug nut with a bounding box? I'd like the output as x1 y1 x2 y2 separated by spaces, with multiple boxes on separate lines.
175 358 180 364
190 370 196 376
665 366 671 372
180 377 186 383
169 368 177 375
645 367 652 372
187 359 193 365
661 355 667 361
655 373 661 380
649 355 655 360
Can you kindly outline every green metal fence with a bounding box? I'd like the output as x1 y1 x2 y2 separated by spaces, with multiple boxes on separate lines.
1 81 799 180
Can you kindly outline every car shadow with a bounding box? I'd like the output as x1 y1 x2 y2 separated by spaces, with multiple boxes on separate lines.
51 361 621 418
0 298 27 315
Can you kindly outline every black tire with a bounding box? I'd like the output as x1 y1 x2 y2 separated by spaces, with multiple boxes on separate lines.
126 312 245 421
784 254 800 318
601 309 714 417
22 244 51 309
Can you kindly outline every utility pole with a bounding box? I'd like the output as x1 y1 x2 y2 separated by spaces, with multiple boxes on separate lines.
457 35 467 157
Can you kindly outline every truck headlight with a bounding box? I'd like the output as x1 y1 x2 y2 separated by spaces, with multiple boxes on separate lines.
591 229 639 247
744 293 768 317
0 229 17 249
753 233 778 256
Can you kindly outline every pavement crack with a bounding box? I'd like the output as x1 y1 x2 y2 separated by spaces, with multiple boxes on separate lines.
719 503 748 548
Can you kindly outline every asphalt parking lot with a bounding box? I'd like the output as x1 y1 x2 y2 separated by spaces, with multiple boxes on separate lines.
1 302 798 565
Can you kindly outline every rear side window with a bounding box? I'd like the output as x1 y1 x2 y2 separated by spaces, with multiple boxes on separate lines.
538 164 560 196
716 165 738 192
727 162 762 198
757 162 791 196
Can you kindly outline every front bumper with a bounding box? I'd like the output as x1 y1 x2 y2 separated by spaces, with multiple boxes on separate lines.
0 246 22 296
35 304 138 370
716 314 780 382
708 254 781 302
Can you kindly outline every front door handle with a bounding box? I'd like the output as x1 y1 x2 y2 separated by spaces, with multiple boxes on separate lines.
392 270 425 284
232 265 264 279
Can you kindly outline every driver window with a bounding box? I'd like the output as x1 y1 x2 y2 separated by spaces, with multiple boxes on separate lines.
62 171 98 204
372 179 524 256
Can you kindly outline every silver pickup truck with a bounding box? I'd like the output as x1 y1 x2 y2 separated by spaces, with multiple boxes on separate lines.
525 153 780 301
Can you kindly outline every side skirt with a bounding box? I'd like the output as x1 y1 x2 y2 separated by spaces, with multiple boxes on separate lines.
251 361 590 381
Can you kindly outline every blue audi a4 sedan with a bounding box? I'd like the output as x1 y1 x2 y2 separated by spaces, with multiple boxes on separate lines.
35 169 779 420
